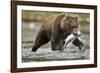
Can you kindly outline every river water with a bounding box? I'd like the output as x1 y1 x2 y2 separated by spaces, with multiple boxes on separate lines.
22 21 90 62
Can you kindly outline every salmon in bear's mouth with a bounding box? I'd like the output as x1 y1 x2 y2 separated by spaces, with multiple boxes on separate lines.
64 30 84 51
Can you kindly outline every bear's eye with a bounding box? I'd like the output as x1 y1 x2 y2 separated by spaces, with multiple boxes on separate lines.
71 25 78 29
72 26 75 28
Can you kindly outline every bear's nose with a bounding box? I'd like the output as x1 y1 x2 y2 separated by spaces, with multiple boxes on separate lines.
73 33 78 36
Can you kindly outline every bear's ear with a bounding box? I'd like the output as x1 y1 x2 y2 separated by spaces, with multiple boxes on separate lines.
54 13 66 24
60 16 69 30
58 13 66 18
74 17 78 21
60 13 65 16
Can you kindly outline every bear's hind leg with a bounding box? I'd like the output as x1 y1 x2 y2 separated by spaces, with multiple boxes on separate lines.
32 43 40 52
32 32 50 52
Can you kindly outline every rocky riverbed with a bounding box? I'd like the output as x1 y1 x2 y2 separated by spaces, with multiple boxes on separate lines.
22 47 90 62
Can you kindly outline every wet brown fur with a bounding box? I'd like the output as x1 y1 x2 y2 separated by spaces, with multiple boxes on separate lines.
32 13 79 52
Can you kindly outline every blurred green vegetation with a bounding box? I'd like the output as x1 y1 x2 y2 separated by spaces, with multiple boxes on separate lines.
22 11 58 21
22 10 90 26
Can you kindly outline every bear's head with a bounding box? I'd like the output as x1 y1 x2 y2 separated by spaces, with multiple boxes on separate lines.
61 15 79 36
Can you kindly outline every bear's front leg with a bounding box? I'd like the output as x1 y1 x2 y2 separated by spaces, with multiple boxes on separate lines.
57 40 65 51
51 27 60 51
51 38 64 51
51 38 59 51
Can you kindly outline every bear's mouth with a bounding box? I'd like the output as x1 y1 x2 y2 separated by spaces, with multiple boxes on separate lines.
73 33 78 36
72 28 78 36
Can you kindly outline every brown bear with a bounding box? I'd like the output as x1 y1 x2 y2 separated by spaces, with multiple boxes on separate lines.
32 13 79 52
